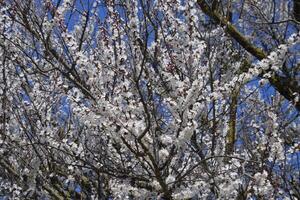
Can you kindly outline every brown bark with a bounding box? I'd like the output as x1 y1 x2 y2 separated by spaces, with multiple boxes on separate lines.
225 88 239 155
294 0 300 21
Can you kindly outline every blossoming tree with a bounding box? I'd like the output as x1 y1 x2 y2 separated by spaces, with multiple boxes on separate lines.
0 0 299 199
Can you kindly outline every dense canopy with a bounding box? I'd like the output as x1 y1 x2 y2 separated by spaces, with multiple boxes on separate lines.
0 0 299 199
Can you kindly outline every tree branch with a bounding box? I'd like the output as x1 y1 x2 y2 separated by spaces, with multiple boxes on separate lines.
196 0 300 111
